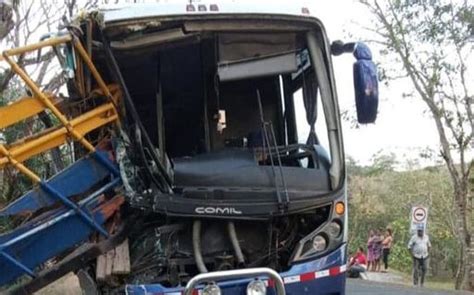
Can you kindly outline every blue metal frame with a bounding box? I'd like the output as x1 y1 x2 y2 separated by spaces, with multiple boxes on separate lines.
0 150 121 286
125 244 347 295
39 181 109 237
0 152 115 216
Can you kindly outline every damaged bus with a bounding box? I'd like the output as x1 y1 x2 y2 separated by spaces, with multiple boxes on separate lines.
0 1 378 295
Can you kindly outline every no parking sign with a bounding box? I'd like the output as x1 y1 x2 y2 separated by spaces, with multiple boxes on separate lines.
410 206 428 234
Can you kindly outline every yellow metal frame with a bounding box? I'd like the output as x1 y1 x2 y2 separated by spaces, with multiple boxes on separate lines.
0 103 118 168
0 34 120 183
0 93 59 129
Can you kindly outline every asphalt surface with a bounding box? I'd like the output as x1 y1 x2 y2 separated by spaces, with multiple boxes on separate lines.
347 279 473 295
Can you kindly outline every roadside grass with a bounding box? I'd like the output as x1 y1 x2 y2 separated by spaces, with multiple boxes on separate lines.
388 269 455 291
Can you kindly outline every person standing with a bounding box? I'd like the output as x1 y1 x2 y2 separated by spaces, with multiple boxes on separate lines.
373 229 383 272
366 230 375 271
381 228 393 272
408 226 431 287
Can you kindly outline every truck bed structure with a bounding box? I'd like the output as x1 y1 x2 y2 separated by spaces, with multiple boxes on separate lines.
0 34 127 293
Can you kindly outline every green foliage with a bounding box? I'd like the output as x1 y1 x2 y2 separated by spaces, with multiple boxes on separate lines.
388 217 412 272
348 156 459 277
0 74 73 220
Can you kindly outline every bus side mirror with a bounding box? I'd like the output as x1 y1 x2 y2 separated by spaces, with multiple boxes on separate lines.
331 41 379 124
353 43 378 124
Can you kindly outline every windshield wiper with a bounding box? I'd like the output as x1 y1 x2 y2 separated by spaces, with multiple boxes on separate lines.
256 90 289 213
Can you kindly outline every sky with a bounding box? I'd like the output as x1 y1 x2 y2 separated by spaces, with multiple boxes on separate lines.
304 0 442 166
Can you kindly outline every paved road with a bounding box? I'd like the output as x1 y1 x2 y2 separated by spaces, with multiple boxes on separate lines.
347 279 473 295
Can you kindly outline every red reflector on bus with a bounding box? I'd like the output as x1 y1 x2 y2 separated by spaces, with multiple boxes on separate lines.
210 4 219 11
186 4 196 12
198 4 207 11
301 7 310 15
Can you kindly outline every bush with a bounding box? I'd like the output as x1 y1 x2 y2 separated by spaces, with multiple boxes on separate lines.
347 159 459 277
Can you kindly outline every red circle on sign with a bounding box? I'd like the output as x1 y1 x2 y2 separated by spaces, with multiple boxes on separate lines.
413 207 426 222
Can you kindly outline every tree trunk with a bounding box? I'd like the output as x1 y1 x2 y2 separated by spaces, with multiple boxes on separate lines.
455 240 474 291
468 238 474 291
453 187 473 291
0 1 14 40
455 241 470 290
470 178 474 291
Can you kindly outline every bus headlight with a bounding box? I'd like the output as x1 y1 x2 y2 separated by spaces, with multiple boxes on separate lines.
202 283 221 295
247 279 267 295
328 221 342 238
291 220 344 262
312 235 327 252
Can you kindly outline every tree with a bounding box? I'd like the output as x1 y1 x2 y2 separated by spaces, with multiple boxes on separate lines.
0 0 97 207
0 0 14 40
0 0 98 92
359 0 473 290
348 158 459 276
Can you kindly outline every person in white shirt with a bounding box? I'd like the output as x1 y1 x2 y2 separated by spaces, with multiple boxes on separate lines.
407 226 431 287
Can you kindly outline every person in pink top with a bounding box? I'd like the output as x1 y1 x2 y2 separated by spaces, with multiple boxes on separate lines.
372 229 384 272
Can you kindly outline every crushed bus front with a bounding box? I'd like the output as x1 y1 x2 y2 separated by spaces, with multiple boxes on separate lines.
0 2 378 295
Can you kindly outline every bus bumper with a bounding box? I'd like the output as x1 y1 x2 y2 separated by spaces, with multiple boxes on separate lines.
125 243 347 295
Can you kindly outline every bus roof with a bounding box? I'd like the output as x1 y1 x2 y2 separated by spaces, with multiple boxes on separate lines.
100 1 317 24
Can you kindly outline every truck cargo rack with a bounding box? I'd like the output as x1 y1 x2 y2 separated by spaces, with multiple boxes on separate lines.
0 33 122 287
